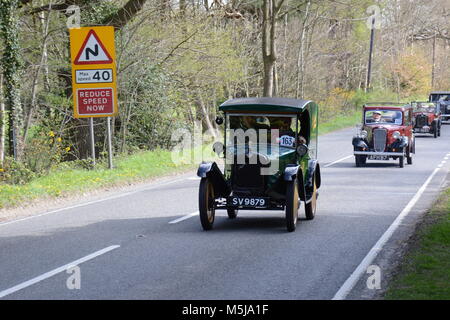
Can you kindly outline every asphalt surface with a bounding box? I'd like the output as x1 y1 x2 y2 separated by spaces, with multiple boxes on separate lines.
0 125 449 300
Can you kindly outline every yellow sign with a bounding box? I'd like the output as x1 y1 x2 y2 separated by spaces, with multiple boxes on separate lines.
69 26 118 118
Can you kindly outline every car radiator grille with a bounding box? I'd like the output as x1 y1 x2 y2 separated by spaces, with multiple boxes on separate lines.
232 163 264 190
415 115 428 127
373 128 387 152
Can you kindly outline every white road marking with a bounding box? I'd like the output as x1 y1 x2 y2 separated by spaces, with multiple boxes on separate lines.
187 177 200 180
323 155 353 168
332 160 445 300
169 211 199 224
0 245 120 298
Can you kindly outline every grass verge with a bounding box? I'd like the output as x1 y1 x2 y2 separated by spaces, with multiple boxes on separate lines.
319 110 361 135
384 187 450 300
0 112 360 210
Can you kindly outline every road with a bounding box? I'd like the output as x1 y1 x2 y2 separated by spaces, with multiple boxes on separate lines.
0 125 449 300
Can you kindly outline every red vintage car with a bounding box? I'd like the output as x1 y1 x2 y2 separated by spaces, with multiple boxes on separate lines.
352 103 415 168
411 101 441 138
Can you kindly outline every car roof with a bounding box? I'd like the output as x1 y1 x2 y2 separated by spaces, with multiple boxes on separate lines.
363 102 410 111
430 91 450 94
219 97 312 113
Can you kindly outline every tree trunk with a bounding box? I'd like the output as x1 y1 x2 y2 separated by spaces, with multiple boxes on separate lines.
0 0 23 160
0 74 5 166
24 7 52 144
262 0 284 97
296 0 310 99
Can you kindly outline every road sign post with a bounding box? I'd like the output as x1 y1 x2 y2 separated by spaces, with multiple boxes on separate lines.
89 117 96 166
69 26 118 168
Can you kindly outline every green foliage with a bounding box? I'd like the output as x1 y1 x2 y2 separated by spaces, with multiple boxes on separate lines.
0 156 35 184
385 49 432 99
117 64 184 151
23 128 70 174
81 1 119 25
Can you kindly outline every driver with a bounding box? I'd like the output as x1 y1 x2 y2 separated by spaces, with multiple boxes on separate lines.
241 116 256 130
372 110 383 123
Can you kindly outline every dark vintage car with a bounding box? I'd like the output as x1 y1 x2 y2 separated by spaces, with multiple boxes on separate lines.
411 101 441 138
352 103 415 168
197 97 321 232
429 91 450 122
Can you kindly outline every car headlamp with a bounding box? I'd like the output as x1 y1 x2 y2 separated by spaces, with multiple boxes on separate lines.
392 131 401 140
296 144 308 157
360 130 368 139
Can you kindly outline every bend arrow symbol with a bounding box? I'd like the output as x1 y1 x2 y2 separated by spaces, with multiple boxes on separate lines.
74 29 113 65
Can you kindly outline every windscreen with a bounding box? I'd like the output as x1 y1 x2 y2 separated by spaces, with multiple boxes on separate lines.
430 94 450 102
365 110 403 125
227 115 298 148
412 102 436 113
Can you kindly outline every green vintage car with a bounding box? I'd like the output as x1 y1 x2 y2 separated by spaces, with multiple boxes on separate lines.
197 97 321 232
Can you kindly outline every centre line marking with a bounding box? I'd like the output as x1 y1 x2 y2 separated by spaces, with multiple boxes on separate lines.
0 245 120 299
324 155 353 168
169 212 199 224
332 157 446 300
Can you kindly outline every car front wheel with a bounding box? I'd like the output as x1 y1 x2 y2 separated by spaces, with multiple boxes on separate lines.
199 178 215 230
285 179 300 232
406 146 413 165
355 155 366 167
399 155 404 168
305 173 318 220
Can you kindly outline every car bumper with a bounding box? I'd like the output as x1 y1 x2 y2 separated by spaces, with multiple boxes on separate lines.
354 151 404 157
414 126 430 133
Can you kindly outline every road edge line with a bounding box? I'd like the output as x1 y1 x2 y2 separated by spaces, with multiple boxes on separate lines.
332 162 444 300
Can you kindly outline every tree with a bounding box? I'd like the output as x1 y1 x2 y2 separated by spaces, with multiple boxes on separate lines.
0 0 23 160
261 0 285 97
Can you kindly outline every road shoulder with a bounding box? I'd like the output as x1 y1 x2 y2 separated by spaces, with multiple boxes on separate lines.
346 169 450 299
0 168 197 225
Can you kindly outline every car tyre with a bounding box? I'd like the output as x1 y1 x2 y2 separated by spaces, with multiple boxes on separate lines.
227 208 238 219
285 179 299 232
199 178 215 230
406 146 413 165
305 173 317 220
355 155 365 167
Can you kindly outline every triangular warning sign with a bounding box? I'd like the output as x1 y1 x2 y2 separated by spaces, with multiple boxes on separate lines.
74 30 113 65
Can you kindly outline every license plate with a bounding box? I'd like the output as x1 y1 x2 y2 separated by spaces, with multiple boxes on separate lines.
368 155 388 160
228 196 269 208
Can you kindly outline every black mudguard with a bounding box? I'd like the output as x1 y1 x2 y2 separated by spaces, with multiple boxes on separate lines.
352 137 368 149
284 165 306 201
306 160 321 189
197 162 230 197
391 136 408 149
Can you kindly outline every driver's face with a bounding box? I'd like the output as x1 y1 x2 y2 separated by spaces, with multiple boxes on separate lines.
242 116 255 128
373 113 381 120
